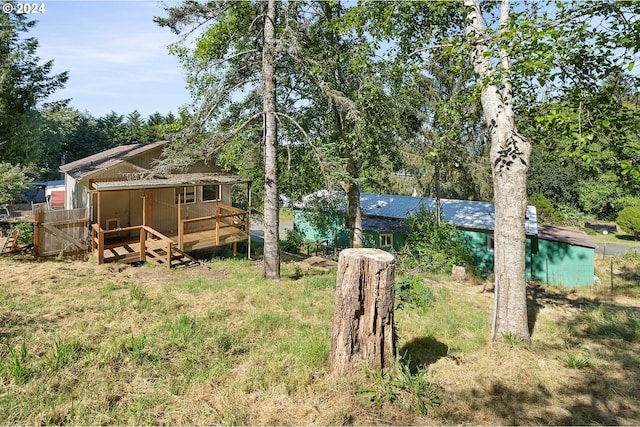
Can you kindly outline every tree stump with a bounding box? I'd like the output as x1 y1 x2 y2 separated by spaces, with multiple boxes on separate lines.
329 248 396 375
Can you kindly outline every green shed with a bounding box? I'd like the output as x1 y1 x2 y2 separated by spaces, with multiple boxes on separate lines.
531 224 596 287
294 192 595 287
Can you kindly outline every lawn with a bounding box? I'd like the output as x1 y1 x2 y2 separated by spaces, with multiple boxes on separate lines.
1 255 639 425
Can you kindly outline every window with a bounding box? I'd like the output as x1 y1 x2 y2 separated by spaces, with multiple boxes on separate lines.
175 186 196 204
202 184 221 202
487 235 495 252
380 233 393 248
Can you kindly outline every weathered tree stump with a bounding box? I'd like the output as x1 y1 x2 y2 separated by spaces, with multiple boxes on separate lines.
329 248 396 375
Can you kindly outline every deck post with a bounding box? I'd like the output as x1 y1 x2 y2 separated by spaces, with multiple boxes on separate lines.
98 228 104 265
140 227 146 263
166 240 172 270
142 191 147 227
177 192 183 250
215 203 220 245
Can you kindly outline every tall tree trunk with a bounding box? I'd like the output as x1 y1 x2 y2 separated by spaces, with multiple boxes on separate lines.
262 0 280 280
345 152 363 248
465 0 531 341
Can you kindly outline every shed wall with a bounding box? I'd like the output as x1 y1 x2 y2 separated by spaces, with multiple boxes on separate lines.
531 239 594 287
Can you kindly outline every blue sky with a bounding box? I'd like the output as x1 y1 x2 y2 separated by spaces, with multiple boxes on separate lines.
30 0 191 118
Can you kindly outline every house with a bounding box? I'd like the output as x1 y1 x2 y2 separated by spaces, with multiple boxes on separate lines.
59 141 252 265
294 192 595 287
24 180 64 206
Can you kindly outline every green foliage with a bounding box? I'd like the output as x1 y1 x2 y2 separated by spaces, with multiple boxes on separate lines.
281 229 303 254
357 361 441 416
578 173 630 220
0 162 29 204
558 351 593 369
12 222 33 246
400 207 472 274
395 276 435 311
528 193 562 224
4 340 31 384
616 206 640 239
0 12 68 166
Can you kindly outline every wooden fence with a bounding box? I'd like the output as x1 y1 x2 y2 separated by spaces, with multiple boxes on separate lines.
33 204 89 257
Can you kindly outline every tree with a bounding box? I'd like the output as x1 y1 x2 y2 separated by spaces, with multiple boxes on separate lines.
262 0 279 279
351 0 640 341
287 1 422 247
0 162 28 205
156 0 282 279
464 0 532 341
617 206 640 240
0 11 68 165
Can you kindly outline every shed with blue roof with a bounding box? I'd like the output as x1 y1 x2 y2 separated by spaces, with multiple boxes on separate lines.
294 192 594 287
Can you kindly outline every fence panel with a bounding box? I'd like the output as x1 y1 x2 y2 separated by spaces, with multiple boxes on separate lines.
33 204 89 257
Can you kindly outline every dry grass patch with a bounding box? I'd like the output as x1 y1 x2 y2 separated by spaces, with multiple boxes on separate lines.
1 256 640 425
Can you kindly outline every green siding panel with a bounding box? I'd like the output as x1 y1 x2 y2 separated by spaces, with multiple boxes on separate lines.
531 239 594 287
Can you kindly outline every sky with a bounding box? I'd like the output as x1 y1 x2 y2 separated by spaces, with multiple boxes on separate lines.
28 0 192 118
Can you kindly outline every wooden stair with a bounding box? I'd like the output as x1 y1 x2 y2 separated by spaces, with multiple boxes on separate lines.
145 243 199 268
103 240 199 269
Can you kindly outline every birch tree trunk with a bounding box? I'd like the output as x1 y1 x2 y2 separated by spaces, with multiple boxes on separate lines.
262 0 280 280
330 248 396 375
465 0 531 341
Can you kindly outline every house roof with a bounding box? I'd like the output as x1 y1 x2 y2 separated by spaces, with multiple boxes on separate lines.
92 173 251 191
537 224 597 249
359 193 538 235
60 140 168 181
362 216 409 233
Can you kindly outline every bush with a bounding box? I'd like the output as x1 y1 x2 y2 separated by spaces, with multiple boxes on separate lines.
395 276 435 311
528 193 562 224
400 207 472 274
13 222 34 246
281 229 303 253
616 206 640 239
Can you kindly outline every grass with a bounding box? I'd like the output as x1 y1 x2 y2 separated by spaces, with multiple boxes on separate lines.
583 227 640 247
0 257 640 424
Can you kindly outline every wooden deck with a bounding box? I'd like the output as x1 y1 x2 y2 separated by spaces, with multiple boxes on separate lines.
91 204 250 268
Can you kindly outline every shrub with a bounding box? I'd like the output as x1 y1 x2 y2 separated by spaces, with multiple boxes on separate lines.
13 222 34 246
528 193 562 224
400 207 472 274
395 276 435 311
616 206 640 239
281 229 303 253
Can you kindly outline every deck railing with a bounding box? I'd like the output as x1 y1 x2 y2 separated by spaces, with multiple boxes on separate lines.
91 223 174 269
178 203 248 249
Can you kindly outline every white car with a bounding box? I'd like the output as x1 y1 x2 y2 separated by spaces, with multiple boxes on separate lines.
0 204 10 218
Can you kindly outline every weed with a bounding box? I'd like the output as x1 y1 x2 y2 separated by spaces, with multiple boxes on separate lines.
6 340 31 384
47 337 79 370
168 313 197 341
396 276 435 311
357 361 441 416
558 351 593 369
501 332 526 347
129 283 146 303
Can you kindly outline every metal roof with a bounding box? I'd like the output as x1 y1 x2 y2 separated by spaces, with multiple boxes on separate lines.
537 224 597 249
60 140 168 180
359 193 538 235
92 173 252 191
